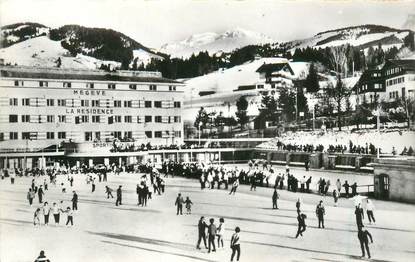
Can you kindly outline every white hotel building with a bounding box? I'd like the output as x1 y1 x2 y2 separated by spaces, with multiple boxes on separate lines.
0 66 185 169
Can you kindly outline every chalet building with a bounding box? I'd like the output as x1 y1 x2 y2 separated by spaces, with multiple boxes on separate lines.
0 66 185 169
355 59 415 105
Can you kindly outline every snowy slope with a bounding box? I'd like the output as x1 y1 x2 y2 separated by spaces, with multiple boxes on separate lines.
160 28 273 58
287 25 411 52
131 49 164 66
0 36 120 69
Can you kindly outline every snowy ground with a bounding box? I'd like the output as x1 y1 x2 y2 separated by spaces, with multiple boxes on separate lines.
0 169 414 262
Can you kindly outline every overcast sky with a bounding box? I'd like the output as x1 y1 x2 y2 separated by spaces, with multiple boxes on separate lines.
1 0 414 48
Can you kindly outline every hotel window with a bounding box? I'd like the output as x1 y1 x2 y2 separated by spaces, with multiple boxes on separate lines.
108 83 116 90
124 131 132 139
85 132 93 141
174 101 181 108
14 80 24 86
58 115 66 123
0 133 3 141
154 101 162 108
21 115 30 123
145 131 152 138
9 98 18 106
95 132 101 141
174 131 181 138
155 116 162 123
9 132 18 140
374 84 381 89
86 83 95 89
114 100 122 107
169 85 176 91
145 101 152 108
22 98 30 106
47 115 54 123
124 116 132 123
58 132 66 139
114 115 122 123
92 100 99 107
145 115 152 123
80 115 89 123
47 99 54 106
124 100 132 108
174 116 181 123
46 132 55 139
9 115 18 123
129 84 137 90
63 82 72 88
39 81 48 87
81 100 89 107
57 99 66 106
154 131 162 138
92 115 100 123
149 85 157 91
22 132 30 140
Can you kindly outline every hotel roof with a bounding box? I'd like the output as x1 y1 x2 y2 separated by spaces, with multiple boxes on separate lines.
0 67 183 84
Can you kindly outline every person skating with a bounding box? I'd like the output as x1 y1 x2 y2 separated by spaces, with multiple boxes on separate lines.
208 218 217 253
51 202 61 225
116 185 122 206
295 212 307 238
351 182 358 196
9 168 15 184
366 199 376 224
355 203 365 229
33 208 41 226
71 191 78 210
343 180 350 198
34 250 50 262
42 202 51 226
175 193 184 215
185 196 193 214
196 216 208 250
230 227 241 262
105 186 114 198
333 189 339 207
217 218 225 249
296 198 301 214
37 185 44 204
91 178 96 193
229 179 239 195
272 188 279 209
27 188 35 206
316 200 325 228
358 226 373 259
64 207 74 226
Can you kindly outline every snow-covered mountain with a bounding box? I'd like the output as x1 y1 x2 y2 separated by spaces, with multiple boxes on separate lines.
402 14 415 31
0 23 165 69
160 28 273 58
286 24 412 52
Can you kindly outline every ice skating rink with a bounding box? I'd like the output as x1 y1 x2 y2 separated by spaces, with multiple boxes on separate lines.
1 172 414 262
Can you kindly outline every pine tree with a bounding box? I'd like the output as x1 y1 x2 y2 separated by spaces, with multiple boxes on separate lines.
235 96 249 129
305 63 320 93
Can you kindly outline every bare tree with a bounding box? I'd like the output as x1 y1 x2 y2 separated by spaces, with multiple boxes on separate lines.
328 45 348 76
327 76 352 131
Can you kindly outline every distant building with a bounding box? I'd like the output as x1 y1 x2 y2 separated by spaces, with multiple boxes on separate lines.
0 66 185 169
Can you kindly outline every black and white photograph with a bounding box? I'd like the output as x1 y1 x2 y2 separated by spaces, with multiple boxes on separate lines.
0 0 415 261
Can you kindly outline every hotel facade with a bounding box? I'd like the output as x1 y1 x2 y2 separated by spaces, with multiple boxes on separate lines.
0 66 185 169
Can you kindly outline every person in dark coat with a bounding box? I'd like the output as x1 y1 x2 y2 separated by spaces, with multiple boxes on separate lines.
105 186 114 198
351 182 358 196
272 188 279 209
175 193 184 215
230 226 241 262
295 212 307 238
37 186 44 203
207 218 217 253
315 200 325 228
196 216 208 249
306 176 312 193
116 186 122 206
71 191 78 210
343 181 350 198
34 250 50 262
358 227 373 259
355 203 365 229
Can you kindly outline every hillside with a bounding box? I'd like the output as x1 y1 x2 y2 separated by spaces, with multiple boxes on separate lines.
160 28 273 58
285 24 412 52
0 23 165 69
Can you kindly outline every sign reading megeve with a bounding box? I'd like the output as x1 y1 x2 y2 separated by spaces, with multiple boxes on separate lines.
73 90 106 96
66 108 114 114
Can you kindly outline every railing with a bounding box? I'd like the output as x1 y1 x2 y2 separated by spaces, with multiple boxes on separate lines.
0 148 65 153
357 184 374 195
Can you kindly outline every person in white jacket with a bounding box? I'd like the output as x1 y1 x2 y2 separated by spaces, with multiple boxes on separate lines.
366 199 376 224
217 218 225 248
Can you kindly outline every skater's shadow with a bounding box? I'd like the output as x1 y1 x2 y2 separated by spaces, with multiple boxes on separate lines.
108 206 161 213
101 240 216 262
89 231 195 251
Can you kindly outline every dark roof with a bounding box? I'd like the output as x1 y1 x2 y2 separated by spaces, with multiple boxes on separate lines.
0 70 182 84
384 59 415 71
255 63 294 75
